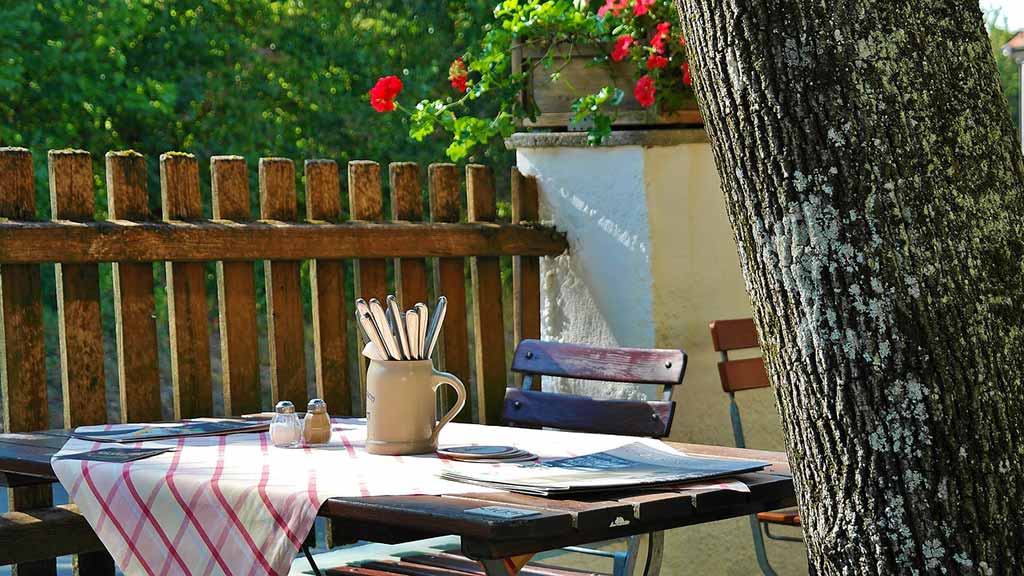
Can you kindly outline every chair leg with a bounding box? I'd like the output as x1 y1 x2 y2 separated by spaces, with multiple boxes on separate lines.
641 532 664 576
614 535 643 576
748 514 777 576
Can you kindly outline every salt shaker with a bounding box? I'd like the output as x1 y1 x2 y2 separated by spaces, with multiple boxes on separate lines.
303 399 332 445
270 400 302 448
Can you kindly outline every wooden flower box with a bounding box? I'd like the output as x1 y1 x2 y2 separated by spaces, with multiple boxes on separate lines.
513 43 702 130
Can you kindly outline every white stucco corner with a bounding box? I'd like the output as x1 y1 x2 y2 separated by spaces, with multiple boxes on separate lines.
511 129 807 574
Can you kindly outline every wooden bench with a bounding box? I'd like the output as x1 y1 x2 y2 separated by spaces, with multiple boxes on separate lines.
0 147 566 573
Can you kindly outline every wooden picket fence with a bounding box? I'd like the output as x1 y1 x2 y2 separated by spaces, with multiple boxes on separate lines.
0 147 565 573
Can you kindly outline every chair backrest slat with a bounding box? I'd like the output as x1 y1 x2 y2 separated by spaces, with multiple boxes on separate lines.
504 340 687 438
107 152 162 423
50 150 108 427
161 153 213 419
429 164 471 422
0 148 48 434
306 159 351 415
260 158 307 406
504 388 675 438
212 156 262 416
709 318 759 352
511 168 541 391
511 339 686 385
391 162 430 308
718 357 770 393
468 165 508 425
709 318 770 394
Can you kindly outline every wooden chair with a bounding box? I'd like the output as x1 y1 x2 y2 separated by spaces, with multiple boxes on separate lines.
709 319 802 576
335 339 687 576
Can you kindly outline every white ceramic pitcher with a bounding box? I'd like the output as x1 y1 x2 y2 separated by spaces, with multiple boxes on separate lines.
365 359 466 455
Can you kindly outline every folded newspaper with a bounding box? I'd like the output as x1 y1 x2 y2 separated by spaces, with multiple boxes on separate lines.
70 418 269 443
440 442 767 496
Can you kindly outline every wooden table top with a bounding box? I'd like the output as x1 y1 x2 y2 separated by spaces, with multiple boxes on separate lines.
0 429 795 560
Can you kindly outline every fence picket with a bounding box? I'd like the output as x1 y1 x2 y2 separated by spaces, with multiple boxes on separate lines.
390 163 430 309
106 152 162 422
467 165 507 425
50 150 116 575
160 153 212 419
306 159 351 414
348 161 387 411
49 151 107 427
428 164 471 422
212 156 261 416
260 158 308 406
511 168 541 391
0 148 56 576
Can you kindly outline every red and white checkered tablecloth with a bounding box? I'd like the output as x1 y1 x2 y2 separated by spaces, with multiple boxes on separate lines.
53 419 680 576
53 420 752 575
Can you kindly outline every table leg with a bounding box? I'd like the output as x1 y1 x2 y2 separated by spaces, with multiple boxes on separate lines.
477 554 535 576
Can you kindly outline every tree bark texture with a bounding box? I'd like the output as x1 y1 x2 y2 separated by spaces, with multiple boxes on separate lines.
675 1 1024 574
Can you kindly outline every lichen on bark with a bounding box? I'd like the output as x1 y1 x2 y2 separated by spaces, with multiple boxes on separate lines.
674 0 1024 573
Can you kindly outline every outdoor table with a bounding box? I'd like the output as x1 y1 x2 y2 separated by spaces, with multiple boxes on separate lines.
0 425 795 576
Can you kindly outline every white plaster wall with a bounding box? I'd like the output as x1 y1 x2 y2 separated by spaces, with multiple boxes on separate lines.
515 136 808 575
516 147 657 400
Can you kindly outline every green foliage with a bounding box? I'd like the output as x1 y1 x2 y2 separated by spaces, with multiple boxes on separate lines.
987 13 1021 138
0 0 509 212
406 0 693 160
0 1 510 417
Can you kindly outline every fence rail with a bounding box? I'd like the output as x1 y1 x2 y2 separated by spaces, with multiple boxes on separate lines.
0 220 566 263
0 146 562 419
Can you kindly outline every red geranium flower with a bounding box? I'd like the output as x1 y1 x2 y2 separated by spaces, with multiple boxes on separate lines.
611 35 635 62
651 22 671 53
597 0 629 17
369 75 403 112
681 62 692 86
634 75 656 107
679 35 687 47
646 54 669 70
633 0 656 16
449 58 469 93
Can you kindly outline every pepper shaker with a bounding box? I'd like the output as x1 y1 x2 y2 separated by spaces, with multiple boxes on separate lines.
270 401 302 448
303 399 332 445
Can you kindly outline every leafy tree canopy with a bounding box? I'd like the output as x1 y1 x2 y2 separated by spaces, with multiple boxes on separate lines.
0 0 506 215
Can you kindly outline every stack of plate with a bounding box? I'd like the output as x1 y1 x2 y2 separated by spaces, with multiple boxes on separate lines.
437 445 537 463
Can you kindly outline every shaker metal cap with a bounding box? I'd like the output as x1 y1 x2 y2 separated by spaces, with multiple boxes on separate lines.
307 398 328 414
275 400 296 414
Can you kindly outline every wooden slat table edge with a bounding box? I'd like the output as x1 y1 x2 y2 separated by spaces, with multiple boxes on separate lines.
0 430 793 551
460 480 796 560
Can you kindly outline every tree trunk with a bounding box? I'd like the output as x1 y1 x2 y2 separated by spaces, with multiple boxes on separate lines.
674 1 1024 573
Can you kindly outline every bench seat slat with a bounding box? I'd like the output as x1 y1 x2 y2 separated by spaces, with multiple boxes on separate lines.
0 504 104 565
